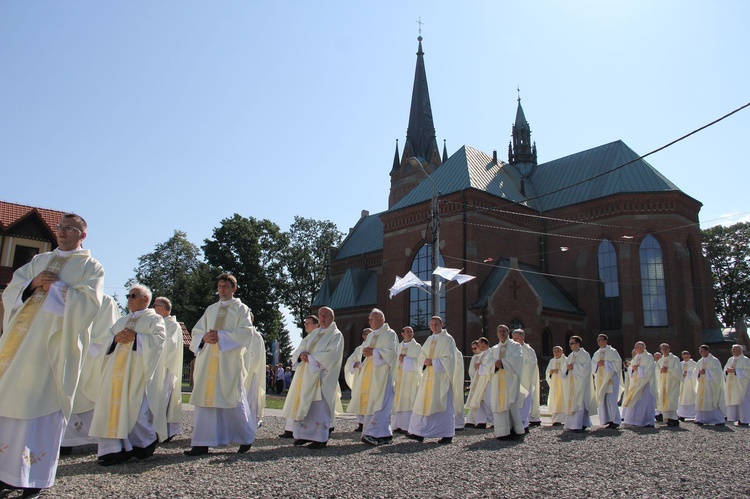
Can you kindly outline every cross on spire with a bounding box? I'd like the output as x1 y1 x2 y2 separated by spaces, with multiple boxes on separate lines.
417 17 423 36
517 85 521 103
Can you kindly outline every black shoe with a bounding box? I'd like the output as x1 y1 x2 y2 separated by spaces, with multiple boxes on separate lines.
183 446 209 456
552 422 563 427
524 428 530 434
162 435 175 444
605 422 620 429
278 430 294 439
134 439 158 460
666 419 679 427
529 421 541 427
655 414 663 422
237 444 252 453
737 422 750 427
464 423 476 428
694 421 704 426
394 428 407 434
308 441 327 449
474 423 487 429
437 437 452 444
362 435 379 446
98 452 124 467
59 446 73 456
293 439 311 446
354 423 363 433
455 427 464 431
405 433 424 442
21 488 41 499
329 427 334 435
678 417 686 422
379 436 393 444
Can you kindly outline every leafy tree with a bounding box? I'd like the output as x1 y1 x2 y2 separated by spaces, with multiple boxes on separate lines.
280 216 343 334
261 309 293 365
702 222 750 327
202 214 289 344
126 230 213 328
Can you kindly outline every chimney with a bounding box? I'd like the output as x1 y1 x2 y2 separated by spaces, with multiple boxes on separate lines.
492 150 498 165
361 210 369 219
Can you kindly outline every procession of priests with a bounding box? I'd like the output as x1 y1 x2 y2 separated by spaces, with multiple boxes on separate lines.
1 211 749 497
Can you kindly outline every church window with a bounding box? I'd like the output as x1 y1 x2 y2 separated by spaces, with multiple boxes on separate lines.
597 239 621 329
409 243 445 330
639 235 668 327
509 318 523 331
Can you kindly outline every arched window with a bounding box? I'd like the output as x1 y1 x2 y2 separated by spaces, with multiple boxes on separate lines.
509 318 524 331
409 243 445 330
640 235 668 327
597 239 621 329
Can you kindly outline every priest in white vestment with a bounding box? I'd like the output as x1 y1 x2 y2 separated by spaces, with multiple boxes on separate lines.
490 325 525 440
563 336 597 432
350 309 398 446
407 316 457 444
678 351 698 420
655 343 682 426
465 338 494 428
90 285 166 465
724 344 750 426
545 346 567 425
278 314 319 439
392 326 421 433
61 294 120 451
512 329 540 431
622 342 658 427
0 214 103 496
344 327 371 432
694 344 726 425
592 334 622 429
283 306 343 449
153 297 184 441
184 274 260 456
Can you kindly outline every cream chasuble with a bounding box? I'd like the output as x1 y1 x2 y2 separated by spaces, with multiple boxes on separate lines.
656 353 682 412
725 354 750 406
163 315 185 424
592 345 622 406
694 354 725 413
622 352 658 409
490 339 523 414
412 330 456 417
466 350 494 410
283 322 344 421
344 345 365 390
563 348 597 416
545 355 568 415
189 298 258 409
0 248 103 420
394 340 422 412
89 309 167 440
679 359 698 406
349 323 398 416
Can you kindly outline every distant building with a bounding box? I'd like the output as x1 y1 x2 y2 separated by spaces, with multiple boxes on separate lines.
314 37 722 362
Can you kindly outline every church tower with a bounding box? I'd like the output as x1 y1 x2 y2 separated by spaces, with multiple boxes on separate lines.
508 96 538 177
389 36 442 209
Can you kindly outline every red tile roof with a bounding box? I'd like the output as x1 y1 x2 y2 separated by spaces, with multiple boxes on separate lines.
0 200 67 232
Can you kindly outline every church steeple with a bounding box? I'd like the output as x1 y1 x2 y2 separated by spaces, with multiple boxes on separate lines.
389 36 443 209
508 94 537 176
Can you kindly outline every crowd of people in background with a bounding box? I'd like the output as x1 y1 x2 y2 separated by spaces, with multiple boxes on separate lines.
267 364 293 394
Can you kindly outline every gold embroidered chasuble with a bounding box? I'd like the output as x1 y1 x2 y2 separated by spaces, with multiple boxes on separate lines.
592 345 622 406
412 330 456 417
679 359 698 406
694 354 725 412
89 309 166 440
655 353 682 412
349 323 398 416
622 352 658 408
725 354 750 406
563 348 597 415
0 248 103 420
545 355 568 415
189 298 258 409
394 340 422 412
283 322 344 421
490 338 523 413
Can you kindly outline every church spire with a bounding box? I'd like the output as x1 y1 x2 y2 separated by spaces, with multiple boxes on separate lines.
391 139 400 173
442 139 448 163
404 36 438 163
508 92 537 176
389 35 443 209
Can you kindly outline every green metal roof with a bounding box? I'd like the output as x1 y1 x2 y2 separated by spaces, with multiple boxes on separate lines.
472 258 581 314
327 268 377 310
530 140 681 211
333 213 384 261
391 145 530 211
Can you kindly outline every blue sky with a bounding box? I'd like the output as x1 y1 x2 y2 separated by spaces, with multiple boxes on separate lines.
2 1 748 347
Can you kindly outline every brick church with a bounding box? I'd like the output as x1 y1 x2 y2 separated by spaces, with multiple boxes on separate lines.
314 36 722 363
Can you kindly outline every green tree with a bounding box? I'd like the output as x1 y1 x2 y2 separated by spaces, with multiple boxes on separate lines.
202 214 289 344
280 216 343 333
126 230 214 328
702 221 750 327
262 309 293 365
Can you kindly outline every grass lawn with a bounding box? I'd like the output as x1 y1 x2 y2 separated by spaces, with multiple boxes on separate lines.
181 392 350 411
